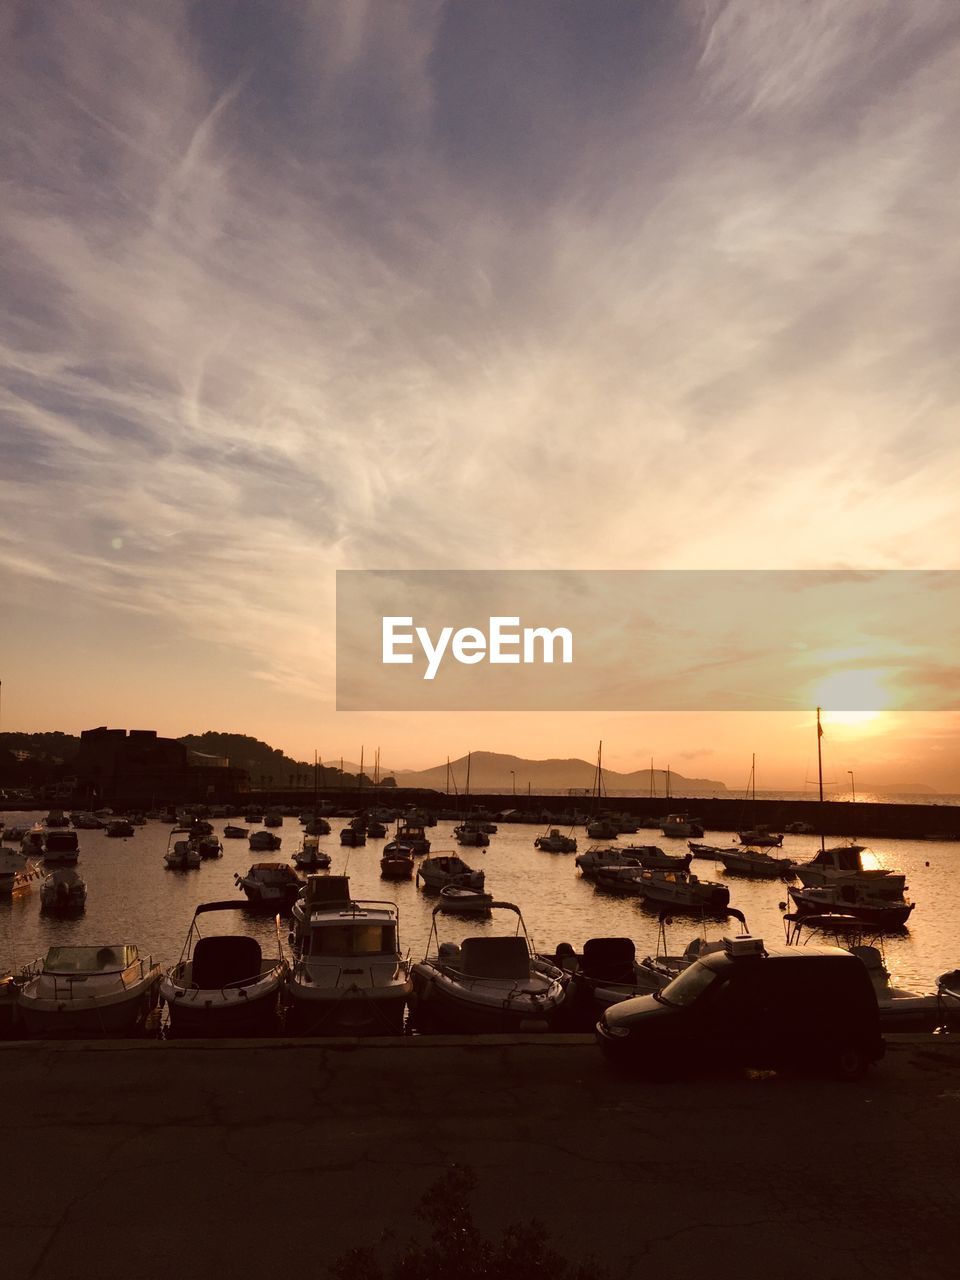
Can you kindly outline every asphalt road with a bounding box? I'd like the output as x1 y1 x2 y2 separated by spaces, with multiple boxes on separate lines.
1 1034 958 1280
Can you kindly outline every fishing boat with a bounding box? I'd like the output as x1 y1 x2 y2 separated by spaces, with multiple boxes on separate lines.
285 875 411 1036
39 868 87 914
234 862 303 910
17 944 162 1037
380 844 414 880
161 901 288 1037
595 865 730 913
416 854 485 892
409 901 568 1034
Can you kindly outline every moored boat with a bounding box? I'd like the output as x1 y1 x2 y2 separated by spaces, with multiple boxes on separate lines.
40 867 87 914
235 862 302 910
223 825 249 839
534 828 577 853
715 847 797 879
454 821 490 847
292 835 332 872
438 885 494 913
285 875 411 1035
0 849 42 896
416 854 485 892
409 901 568 1034
161 901 288 1037
17 944 162 1037
249 829 282 852
41 829 80 865
380 844 414 880
788 883 914 929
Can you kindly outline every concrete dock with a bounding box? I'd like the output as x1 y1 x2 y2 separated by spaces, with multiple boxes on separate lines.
2 1034 959 1279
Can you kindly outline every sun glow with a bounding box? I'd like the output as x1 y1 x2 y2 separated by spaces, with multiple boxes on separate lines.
811 668 894 730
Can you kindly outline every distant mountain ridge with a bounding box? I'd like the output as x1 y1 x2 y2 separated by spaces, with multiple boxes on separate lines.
375 751 728 796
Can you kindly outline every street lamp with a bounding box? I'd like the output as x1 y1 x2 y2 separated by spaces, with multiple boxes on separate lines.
848 770 856 803
510 770 516 796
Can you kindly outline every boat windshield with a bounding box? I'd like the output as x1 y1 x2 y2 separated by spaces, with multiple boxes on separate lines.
42 945 137 973
655 962 718 1008
306 923 398 957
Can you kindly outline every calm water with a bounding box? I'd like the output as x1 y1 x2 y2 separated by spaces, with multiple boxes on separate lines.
2 813 958 993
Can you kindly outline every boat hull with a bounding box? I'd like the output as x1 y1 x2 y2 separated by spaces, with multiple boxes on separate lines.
162 982 284 1038
409 964 566 1035
17 980 160 1038
284 982 409 1036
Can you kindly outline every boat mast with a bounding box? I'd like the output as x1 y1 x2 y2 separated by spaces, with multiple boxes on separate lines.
816 706 825 852
649 757 655 799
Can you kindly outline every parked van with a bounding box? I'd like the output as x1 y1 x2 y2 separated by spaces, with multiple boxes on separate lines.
596 937 883 1080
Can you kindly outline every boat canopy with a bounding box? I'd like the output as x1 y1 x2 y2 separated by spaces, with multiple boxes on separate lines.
42 944 138 973
808 845 867 870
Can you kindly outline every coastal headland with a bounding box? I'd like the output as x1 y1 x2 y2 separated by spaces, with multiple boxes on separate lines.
2 1034 958 1279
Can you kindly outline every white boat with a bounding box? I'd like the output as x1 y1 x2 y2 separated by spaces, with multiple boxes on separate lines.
715 847 797 879
41 830 80 865
161 901 288 1037
0 849 42 897
395 822 430 854
410 901 568 1034
17 944 162 1037
40 868 87 914
416 854 485 892
292 835 331 872
736 827 784 847
235 862 303 910
21 824 46 857
534 829 577 853
285 875 410 1035
249 829 282 852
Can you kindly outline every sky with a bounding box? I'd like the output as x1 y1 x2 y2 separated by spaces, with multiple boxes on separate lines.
1 0 959 790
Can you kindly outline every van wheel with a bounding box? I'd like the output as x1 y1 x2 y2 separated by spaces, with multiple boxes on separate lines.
834 1046 868 1082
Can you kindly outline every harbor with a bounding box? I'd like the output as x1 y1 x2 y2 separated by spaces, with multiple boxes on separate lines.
1 1032 958 1279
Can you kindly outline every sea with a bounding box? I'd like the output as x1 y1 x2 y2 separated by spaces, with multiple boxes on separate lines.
2 812 958 996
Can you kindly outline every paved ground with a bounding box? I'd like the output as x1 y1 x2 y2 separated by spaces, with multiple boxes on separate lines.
1 1034 958 1280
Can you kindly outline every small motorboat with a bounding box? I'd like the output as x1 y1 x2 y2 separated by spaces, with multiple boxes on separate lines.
223 825 249 839
544 936 677 1031
1 824 28 843
660 814 705 839
235 862 302 911
285 875 411 1036
366 820 388 839
340 826 366 847
736 826 783 847
454 822 490 847
575 846 682 879
20 825 46 857
795 844 906 895
164 838 201 870
249 829 282 852
596 865 730 914
534 829 577 853
44 809 70 828
69 813 103 830
715 847 797 879
263 809 283 828
303 816 332 836
788 884 914 929
244 811 263 825
17 944 162 1037
688 842 741 858
292 835 332 872
40 868 87 914
161 901 288 1038
586 818 619 840
105 819 135 838
41 830 80 866
416 854 485 892
409 901 568 1034
438 885 494 913
394 822 430 854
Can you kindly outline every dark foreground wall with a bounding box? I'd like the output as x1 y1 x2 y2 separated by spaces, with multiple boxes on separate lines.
1 1035 958 1280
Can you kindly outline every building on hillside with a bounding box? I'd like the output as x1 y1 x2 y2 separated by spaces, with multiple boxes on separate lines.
74 727 247 804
